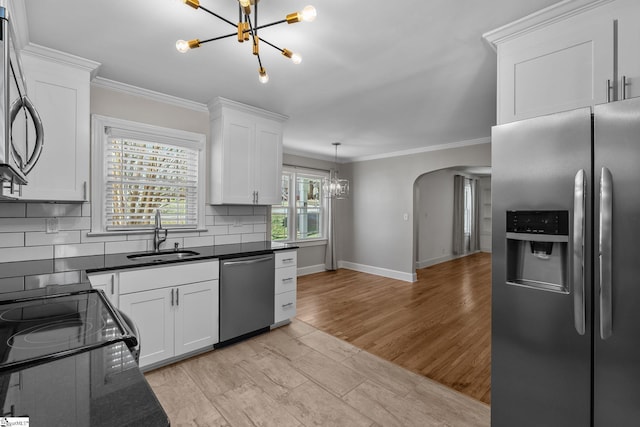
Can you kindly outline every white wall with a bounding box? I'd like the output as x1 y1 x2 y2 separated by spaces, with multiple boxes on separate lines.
340 142 491 282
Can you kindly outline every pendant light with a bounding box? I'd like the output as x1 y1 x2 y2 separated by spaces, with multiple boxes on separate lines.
324 142 349 199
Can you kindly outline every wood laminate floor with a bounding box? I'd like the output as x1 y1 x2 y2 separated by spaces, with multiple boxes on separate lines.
296 252 492 404
145 319 489 426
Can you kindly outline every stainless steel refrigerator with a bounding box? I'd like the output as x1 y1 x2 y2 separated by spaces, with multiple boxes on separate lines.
491 96 640 426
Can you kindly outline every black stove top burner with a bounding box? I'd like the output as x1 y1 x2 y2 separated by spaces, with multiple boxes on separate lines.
0 289 137 373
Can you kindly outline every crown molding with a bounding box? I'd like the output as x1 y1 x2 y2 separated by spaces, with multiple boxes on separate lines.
284 137 492 163
92 77 209 113
208 97 288 123
482 0 614 51
22 43 101 77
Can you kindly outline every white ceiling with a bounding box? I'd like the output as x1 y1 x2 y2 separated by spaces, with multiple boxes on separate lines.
22 0 561 161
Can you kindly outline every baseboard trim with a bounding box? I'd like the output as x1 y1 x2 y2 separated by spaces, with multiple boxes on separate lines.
416 254 459 269
338 261 416 283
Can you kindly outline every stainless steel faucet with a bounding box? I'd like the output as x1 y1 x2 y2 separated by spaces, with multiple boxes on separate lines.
153 209 168 252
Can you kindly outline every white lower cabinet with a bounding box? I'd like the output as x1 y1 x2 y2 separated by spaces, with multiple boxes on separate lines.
87 272 119 308
119 280 218 368
273 250 297 324
117 260 219 369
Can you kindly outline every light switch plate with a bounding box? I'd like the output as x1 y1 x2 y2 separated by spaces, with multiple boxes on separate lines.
46 217 59 234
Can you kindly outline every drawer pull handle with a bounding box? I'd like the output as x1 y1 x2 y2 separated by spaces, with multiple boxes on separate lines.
282 302 294 308
282 258 294 262
283 278 294 282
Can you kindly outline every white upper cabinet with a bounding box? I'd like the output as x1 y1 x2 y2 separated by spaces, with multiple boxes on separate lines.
616 0 640 100
485 0 640 124
17 47 99 201
209 97 287 205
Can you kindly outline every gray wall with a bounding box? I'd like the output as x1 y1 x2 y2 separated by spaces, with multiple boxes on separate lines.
340 143 491 281
415 169 456 268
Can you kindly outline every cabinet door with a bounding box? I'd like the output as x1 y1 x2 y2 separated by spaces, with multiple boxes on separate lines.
220 113 255 204
617 0 640 100
497 9 613 123
18 54 90 201
88 272 118 308
120 288 174 368
174 280 219 356
254 120 283 205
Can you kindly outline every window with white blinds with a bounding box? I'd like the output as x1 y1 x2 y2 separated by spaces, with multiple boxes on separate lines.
105 136 199 230
91 115 206 234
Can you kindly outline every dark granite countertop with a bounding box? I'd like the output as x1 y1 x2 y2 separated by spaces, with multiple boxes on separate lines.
0 242 298 286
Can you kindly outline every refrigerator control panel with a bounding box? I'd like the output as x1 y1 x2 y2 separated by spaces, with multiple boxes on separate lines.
506 210 569 235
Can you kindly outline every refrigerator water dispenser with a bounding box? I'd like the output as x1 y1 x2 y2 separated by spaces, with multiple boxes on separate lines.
505 210 569 293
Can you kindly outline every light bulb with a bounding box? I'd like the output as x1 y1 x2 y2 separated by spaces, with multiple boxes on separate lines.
176 40 190 53
301 5 316 22
259 68 269 84
291 53 302 64
238 0 250 6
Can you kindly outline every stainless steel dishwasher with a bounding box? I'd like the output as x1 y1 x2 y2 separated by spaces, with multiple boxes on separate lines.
218 254 275 344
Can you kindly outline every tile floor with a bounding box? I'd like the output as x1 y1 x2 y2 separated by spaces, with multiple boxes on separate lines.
145 319 490 426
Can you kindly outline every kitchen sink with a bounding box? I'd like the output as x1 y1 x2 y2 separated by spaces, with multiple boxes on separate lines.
127 250 200 263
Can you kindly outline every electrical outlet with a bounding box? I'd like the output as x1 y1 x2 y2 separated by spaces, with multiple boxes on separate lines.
46 217 59 234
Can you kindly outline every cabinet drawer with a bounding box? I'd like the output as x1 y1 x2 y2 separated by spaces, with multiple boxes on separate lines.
275 251 297 268
275 266 297 294
274 290 296 323
120 260 219 294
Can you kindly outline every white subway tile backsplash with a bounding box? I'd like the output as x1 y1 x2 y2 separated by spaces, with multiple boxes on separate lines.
0 245 53 262
105 240 146 255
228 206 254 215
25 271 82 289
54 243 104 258
0 276 24 292
58 217 91 231
241 233 267 243
215 234 241 245
230 224 254 234
0 218 46 233
253 206 268 215
183 236 214 248
240 215 266 224
0 201 269 262
0 232 24 247
206 205 228 216
27 203 82 218
81 233 124 243
26 231 81 246
198 225 229 236
81 202 92 217
253 223 267 233
0 203 26 218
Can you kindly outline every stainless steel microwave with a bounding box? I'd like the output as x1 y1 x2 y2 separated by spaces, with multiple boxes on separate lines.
0 5 43 199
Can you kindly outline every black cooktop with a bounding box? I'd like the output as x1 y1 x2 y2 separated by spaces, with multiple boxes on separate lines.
0 290 136 373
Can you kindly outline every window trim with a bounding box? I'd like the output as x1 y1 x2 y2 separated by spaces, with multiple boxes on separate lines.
90 115 206 234
271 165 329 243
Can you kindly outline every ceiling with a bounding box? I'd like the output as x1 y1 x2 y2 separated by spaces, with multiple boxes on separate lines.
22 0 562 162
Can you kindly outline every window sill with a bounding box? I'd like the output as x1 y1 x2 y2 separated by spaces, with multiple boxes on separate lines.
88 228 208 237
272 239 327 248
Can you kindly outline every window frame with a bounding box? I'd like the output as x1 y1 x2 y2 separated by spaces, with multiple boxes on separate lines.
271 166 329 243
90 115 206 235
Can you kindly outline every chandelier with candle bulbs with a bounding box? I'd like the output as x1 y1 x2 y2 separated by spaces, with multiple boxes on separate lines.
176 0 316 84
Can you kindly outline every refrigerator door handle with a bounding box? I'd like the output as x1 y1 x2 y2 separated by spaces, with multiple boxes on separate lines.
573 169 586 335
600 167 613 340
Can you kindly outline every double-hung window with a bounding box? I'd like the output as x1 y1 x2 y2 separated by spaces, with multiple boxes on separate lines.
91 115 206 234
272 166 328 242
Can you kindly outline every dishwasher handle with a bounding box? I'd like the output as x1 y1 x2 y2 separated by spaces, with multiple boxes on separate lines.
223 256 273 267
